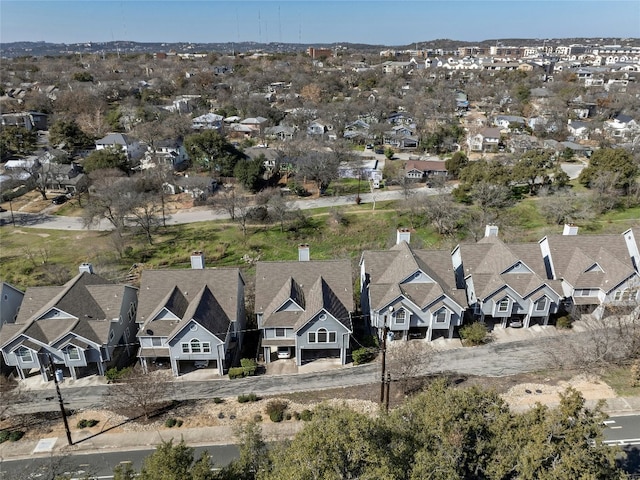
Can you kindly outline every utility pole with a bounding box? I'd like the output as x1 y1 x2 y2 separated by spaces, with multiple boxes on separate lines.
384 373 391 412
380 306 392 405
48 355 73 446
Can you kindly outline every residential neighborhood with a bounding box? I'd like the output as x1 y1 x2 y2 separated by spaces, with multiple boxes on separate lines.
1 29 640 479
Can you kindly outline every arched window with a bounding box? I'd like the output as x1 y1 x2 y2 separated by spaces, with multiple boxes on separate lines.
317 328 327 343
190 339 202 353
497 297 510 313
17 347 33 362
395 310 406 324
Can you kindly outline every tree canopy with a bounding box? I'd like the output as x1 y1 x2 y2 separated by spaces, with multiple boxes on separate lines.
184 130 244 175
579 148 639 193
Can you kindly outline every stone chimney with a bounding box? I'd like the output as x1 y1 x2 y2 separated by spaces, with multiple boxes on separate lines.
484 225 499 238
396 228 411 245
190 251 205 269
298 244 310 262
79 263 94 274
563 224 579 236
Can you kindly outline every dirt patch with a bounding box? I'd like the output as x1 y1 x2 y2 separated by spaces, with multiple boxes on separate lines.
2 371 622 442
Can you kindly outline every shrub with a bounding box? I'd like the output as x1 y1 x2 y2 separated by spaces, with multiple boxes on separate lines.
105 367 132 383
269 410 284 422
237 393 259 403
213 397 224 404
77 419 99 429
176 419 183 427
165 418 177 428
460 322 489 346
228 367 245 380
293 411 301 421
265 400 288 422
253 414 263 422
240 358 257 377
352 347 377 365
0 431 9 443
556 316 573 329
8 430 24 442
218 412 225 419
285 413 292 421
300 409 313 421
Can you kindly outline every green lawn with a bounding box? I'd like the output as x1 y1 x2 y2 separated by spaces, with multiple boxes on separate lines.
1 195 638 291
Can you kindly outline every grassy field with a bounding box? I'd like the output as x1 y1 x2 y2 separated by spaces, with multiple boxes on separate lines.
1 196 639 291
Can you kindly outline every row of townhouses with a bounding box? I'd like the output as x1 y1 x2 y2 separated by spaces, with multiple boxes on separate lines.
1 226 638 381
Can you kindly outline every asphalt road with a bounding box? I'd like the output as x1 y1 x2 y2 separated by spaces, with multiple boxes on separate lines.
12 335 570 415
0 444 238 479
604 415 640 446
0 187 439 231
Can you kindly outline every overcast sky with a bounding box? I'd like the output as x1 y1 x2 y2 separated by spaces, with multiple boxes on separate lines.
2 1 639 45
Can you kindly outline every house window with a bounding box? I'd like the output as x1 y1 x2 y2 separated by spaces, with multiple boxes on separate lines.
614 291 622 301
497 298 510 313
67 346 80 361
308 332 316 343
395 310 406 324
329 332 337 343
578 289 591 296
275 328 286 337
17 347 33 363
535 297 548 311
317 329 327 343
621 289 639 301
435 309 447 323
152 337 162 347
182 339 211 354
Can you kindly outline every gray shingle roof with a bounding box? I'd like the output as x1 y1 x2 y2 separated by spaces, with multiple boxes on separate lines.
137 268 243 341
255 259 353 330
362 242 466 312
545 234 637 292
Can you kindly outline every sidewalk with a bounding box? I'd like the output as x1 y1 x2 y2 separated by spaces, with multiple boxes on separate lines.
0 421 304 461
2 396 639 462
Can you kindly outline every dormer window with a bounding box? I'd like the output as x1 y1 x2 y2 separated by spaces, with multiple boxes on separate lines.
17 347 33 363
435 308 447 323
67 346 80 361
497 298 510 313
395 310 406 324
535 297 548 311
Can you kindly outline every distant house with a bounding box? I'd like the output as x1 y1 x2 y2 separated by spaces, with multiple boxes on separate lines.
404 160 448 179
264 125 295 141
140 139 189 171
136 252 245 376
0 111 48 131
95 133 144 161
255 245 354 366
0 264 138 381
192 113 223 131
360 229 467 341
307 119 331 136
44 162 89 194
494 115 526 131
468 127 501 152
604 114 640 139
240 117 269 134
567 120 590 140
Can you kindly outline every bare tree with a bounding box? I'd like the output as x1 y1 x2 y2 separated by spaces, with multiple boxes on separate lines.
209 186 252 238
387 341 435 395
106 365 172 421
0 376 26 425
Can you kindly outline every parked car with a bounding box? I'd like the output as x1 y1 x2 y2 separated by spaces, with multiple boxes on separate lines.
194 360 209 369
52 195 68 205
277 347 291 359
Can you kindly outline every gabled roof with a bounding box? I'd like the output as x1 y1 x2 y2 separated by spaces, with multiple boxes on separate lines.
137 268 243 341
255 259 353 330
544 234 637 292
362 242 466 312
95 133 134 147
460 236 559 300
